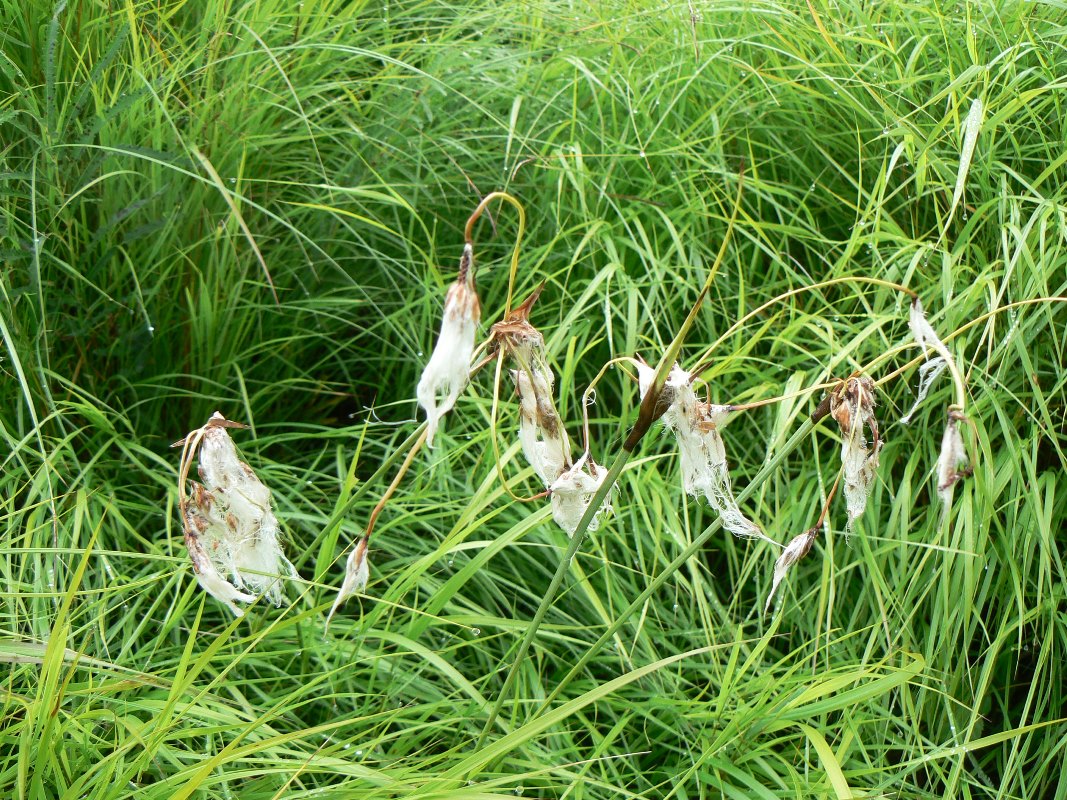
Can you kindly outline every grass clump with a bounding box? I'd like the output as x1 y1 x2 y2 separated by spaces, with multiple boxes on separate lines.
2 1 1066 798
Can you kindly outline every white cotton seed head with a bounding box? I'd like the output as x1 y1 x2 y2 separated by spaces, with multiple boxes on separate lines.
909 297 950 363
764 528 818 613
637 360 688 401
417 246 481 447
937 413 969 508
180 414 292 616
666 364 692 391
659 377 770 542
232 517 290 605
636 361 657 400
841 428 879 530
183 507 256 617
518 414 570 488
328 536 370 625
909 298 934 357
512 364 571 487
901 357 947 424
550 458 611 536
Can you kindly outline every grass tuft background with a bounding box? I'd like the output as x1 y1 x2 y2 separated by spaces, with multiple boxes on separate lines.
1 1 1065 797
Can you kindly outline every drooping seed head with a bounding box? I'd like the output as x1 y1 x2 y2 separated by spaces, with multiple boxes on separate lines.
937 409 971 508
549 455 612 535
764 526 819 613
328 535 370 625
647 365 772 544
417 244 481 447
176 412 293 616
513 366 572 487
828 376 881 531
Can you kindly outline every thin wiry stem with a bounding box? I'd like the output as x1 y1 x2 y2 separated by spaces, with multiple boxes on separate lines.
689 277 917 378
363 427 429 544
581 356 641 453
725 382 836 413
464 191 527 317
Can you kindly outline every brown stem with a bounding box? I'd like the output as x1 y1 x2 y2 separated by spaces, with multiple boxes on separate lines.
364 428 429 543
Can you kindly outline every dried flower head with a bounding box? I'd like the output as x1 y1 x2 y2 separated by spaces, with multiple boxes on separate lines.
549 454 612 535
493 287 577 503
937 408 971 508
328 535 370 625
486 284 545 362
829 376 881 531
641 363 772 543
513 364 572 487
175 412 293 617
417 244 481 447
764 526 818 613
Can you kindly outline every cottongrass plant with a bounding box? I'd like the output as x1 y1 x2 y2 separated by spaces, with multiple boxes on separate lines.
331 192 985 629
175 412 293 616
829 375 881 532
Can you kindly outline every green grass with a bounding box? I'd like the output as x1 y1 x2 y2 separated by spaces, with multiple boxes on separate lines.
2 0 1066 797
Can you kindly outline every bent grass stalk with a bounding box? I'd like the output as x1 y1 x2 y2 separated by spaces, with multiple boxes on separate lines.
327 428 429 623
464 191 527 317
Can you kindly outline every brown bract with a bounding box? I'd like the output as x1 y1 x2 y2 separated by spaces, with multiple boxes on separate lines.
486 284 544 358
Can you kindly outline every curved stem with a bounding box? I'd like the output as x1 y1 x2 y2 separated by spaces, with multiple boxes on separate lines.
816 467 844 530
869 297 1066 397
689 277 917 378
313 422 428 580
581 356 641 452
726 382 836 413
464 191 527 316
930 340 967 411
